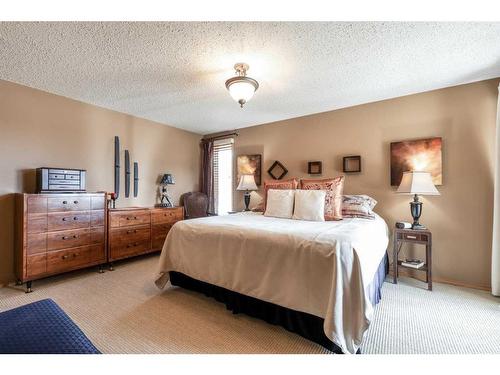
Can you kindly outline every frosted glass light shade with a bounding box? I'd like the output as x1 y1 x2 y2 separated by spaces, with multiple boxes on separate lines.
237 174 258 191
396 171 440 195
228 80 256 103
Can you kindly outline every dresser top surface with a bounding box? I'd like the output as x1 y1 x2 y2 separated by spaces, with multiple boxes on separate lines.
109 206 182 212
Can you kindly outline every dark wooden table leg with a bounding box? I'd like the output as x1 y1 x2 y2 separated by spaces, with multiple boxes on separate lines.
427 242 432 291
393 235 398 284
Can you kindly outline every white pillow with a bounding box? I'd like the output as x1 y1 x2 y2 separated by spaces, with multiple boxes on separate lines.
264 189 295 219
293 189 326 221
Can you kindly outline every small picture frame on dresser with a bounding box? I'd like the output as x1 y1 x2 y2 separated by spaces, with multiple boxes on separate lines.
343 156 361 173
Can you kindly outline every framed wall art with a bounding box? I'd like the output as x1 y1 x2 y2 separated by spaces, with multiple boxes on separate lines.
237 154 262 186
308 161 322 175
343 156 361 173
390 137 442 186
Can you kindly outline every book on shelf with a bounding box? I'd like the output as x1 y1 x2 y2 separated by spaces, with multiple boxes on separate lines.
401 259 425 269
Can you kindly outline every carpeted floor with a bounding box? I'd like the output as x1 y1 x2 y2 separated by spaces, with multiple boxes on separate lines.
1 254 499 354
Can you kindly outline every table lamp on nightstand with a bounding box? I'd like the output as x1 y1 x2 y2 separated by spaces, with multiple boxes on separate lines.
236 174 258 211
396 171 440 230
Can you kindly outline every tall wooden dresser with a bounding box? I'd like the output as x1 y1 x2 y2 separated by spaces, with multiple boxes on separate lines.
108 206 183 265
15 192 107 292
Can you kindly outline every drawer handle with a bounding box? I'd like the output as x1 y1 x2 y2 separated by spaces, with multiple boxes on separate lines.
73 253 79 257
62 254 70 260
62 217 68 221
73 217 78 221
73 235 78 239
407 235 417 239
62 236 69 240
74 200 78 204
126 229 138 234
134 216 137 220
63 200 68 204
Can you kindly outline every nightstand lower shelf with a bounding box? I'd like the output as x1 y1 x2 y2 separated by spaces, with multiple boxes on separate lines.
397 260 428 273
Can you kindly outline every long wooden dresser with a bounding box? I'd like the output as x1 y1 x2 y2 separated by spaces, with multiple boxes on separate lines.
15 192 107 292
108 206 183 265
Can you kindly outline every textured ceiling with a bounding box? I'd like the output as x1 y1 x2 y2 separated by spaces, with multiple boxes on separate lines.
1 22 500 134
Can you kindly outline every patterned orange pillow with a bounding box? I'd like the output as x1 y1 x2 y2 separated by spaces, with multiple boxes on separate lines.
300 176 345 220
263 178 299 211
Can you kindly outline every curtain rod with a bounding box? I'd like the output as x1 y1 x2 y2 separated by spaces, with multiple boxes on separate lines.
201 132 239 142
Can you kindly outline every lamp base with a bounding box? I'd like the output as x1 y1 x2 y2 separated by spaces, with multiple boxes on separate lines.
410 194 424 230
411 223 427 230
243 190 251 211
155 203 174 208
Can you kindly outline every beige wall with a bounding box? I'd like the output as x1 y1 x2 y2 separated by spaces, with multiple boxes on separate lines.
235 78 500 290
0 80 201 284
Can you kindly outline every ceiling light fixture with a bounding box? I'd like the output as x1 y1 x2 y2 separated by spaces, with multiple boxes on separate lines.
225 63 259 108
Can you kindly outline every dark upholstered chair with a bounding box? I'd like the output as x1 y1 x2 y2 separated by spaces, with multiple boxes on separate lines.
182 192 214 219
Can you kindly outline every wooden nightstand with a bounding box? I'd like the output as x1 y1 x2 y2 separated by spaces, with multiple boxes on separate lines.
393 228 433 290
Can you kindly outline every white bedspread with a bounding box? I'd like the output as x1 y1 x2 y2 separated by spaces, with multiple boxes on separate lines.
155 212 389 354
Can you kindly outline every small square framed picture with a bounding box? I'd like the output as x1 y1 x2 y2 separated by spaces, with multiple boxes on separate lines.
307 161 322 175
343 156 361 173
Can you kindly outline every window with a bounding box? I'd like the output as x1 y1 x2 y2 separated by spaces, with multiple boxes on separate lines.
213 138 234 215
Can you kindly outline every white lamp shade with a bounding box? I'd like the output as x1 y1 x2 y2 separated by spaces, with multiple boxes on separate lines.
396 171 440 195
228 80 256 104
237 174 258 191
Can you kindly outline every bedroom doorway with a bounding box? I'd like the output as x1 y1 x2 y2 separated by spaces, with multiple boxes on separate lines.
214 138 234 215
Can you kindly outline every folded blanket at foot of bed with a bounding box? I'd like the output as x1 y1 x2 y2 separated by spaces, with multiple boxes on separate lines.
0 298 100 354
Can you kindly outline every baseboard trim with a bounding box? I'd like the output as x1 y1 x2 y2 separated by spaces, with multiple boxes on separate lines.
388 269 491 292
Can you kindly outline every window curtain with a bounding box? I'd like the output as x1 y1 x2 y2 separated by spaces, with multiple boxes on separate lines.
200 140 215 215
492 83 500 296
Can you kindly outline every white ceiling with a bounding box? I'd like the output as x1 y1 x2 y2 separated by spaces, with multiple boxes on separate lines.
1 22 500 134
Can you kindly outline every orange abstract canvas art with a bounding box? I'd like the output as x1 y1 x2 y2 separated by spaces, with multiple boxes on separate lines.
390 137 442 186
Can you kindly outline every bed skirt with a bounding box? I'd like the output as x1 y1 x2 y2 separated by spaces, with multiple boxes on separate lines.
169 252 388 354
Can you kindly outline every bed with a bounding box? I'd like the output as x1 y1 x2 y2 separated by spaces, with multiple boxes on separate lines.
155 211 389 354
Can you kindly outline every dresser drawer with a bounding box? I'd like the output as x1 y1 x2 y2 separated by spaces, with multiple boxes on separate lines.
91 210 105 227
152 236 167 251
89 244 106 263
109 239 151 261
400 232 429 242
48 196 90 212
46 247 91 274
47 228 90 251
152 223 172 237
27 214 48 234
90 226 105 245
151 208 183 224
110 210 151 228
26 254 47 278
27 233 47 254
110 225 151 245
48 212 91 231
27 196 47 214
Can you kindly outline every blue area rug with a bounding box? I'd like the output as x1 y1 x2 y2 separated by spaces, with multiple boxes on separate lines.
0 298 100 354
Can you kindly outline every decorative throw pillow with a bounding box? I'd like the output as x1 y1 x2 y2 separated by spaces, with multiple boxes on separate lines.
264 189 295 219
342 195 377 219
292 189 326 221
300 176 344 220
263 178 299 211
251 200 265 212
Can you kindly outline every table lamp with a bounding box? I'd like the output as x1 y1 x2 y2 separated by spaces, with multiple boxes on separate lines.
236 174 258 211
396 171 440 229
158 173 175 207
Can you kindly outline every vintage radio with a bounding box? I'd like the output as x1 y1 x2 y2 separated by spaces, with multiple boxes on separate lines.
36 167 86 193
